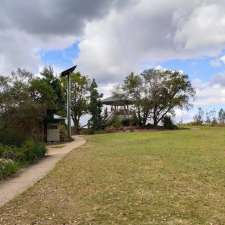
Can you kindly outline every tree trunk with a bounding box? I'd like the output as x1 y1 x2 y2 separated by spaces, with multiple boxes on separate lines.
153 106 158 127
72 117 80 134
153 118 158 127
137 106 142 127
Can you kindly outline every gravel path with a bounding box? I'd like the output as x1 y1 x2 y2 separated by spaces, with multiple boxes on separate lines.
0 136 86 208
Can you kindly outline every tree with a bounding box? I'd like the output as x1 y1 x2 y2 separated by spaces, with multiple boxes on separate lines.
122 72 144 126
0 69 45 141
193 107 204 125
218 108 225 124
141 69 195 127
121 69 195 127
0 67 66 142
88 79 103 130
69 72 89 133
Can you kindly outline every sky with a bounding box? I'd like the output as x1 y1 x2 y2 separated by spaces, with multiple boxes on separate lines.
1 0 225 122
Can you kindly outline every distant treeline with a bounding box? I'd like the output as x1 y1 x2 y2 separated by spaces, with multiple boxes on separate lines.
192 107 225 125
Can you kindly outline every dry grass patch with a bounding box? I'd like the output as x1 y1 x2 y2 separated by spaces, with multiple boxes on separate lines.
1 127 225 224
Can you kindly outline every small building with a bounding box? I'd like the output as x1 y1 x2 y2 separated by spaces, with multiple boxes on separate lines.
45 111 66 143
102 95 134 120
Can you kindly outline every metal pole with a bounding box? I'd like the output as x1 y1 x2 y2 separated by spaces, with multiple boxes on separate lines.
67 74 71 138
61 65 76 139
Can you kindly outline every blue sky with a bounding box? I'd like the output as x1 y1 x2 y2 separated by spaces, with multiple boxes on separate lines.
161 55 225 82
40 42 225 83
40 42 80 70
40 38 225 83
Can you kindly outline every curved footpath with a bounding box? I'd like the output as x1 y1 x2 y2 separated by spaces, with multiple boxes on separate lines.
0 136 86 208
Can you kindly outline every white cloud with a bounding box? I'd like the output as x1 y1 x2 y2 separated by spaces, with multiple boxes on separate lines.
175 109 195 123
175 2 225 53
220 55 225 64
0 0 131 75
77 0 225 83
192 74 225 106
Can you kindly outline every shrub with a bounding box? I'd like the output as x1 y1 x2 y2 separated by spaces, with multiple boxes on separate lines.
19 140 47 163
111 116 122 129
0 128 27 146
162 116 177 130
0 159 18 180
0 141 46 163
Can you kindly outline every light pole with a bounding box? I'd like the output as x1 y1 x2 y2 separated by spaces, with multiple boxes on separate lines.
61 65 77 138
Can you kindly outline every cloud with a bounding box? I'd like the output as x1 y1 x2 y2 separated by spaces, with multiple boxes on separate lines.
0 0 130 36
211 74 225 87
191 74 225 106
220 55 225 64
77 0 225 83
2 0 225 83
175 1 225 53
0 0 132 75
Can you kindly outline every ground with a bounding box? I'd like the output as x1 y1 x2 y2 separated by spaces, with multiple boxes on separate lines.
0 127 225 225
0 136 85 207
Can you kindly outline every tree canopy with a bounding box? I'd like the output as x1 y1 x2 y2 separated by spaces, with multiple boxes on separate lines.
121 69 195 127
88 79 103 130
69 72 90 132
0 67 65 141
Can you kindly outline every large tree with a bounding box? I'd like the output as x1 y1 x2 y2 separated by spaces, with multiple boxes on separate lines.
88 79 103 130
122 72 146 126
30 67 65 114
122 69 195 127
69 72 89 133
141 69 195 127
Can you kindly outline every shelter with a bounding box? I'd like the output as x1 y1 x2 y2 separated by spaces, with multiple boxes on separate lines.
45 110 66 143
102 96 133 119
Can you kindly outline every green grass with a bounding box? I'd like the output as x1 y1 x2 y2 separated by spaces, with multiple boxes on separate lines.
1 127 225 224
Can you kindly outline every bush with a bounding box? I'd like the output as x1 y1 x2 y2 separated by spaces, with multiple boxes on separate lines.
0 128 27 146
162 116 177 130
111 116 122 129
0 140 46 163
0 140 46 180
0 159 18 180
19 140 46 163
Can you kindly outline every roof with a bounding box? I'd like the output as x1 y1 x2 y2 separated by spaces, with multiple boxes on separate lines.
47 113 65 123
102 96 133 106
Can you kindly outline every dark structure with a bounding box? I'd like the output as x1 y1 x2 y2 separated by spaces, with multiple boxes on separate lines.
44 110 66 143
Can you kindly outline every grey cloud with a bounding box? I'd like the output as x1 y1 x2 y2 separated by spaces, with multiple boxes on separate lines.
0 0 132 74
2 0 225 81
0 0 132 36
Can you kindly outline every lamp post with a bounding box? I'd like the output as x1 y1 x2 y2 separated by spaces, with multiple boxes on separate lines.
61 65 77 138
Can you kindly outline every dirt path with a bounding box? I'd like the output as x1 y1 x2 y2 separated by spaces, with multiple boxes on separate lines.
0 136 86 208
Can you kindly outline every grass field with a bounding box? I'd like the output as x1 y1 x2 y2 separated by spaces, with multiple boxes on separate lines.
1 127 225 225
